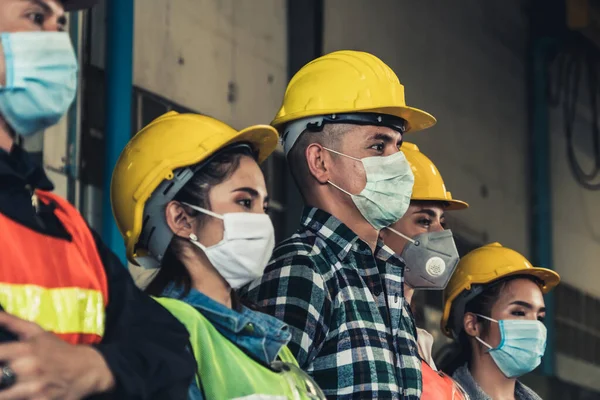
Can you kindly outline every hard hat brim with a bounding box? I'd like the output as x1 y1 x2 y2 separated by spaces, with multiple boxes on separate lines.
272 105 437 133
411 196 470 210
489 266 561 294
445 199 469 211
396 105 438 133
233 125 279 164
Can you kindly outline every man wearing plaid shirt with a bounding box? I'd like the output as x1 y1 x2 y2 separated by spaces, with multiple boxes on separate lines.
240 50 437 399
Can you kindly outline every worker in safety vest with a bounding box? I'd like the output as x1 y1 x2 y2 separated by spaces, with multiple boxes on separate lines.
240 50 436 399
110 111 326 400
440 244 560 400
0 1 195 399
380 143 470 400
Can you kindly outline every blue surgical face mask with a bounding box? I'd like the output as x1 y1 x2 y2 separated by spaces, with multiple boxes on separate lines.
0 32 78 136
475 314 547 378
324 147 414 230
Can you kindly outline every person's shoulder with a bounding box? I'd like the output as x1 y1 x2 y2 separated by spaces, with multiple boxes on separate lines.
271 231 319 258
241 232 333 295
515 380 543 400
451 365 474 391
268 232 337 278
266 248 324 281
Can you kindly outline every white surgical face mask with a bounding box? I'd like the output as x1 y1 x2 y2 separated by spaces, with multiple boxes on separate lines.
323 148 414 230
182 203 275 289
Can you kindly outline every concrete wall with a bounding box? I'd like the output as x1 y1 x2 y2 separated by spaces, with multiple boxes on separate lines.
548 59 600 392
549 78 600 297
133 0 287 129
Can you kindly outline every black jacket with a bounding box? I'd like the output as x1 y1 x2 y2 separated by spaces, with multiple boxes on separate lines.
0 145 196 399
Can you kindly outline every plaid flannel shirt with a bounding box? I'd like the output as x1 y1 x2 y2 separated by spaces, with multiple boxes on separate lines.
240 207 422 399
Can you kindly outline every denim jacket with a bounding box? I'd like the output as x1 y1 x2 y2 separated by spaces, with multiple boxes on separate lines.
162 284 292 400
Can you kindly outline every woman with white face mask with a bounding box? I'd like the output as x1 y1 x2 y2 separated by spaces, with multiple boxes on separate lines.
440 243 560 400
110 111 326 400
380 142 470 399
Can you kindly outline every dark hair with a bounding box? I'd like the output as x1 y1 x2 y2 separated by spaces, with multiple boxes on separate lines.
287 123 353 200
144 145 254 301
437 275 542 375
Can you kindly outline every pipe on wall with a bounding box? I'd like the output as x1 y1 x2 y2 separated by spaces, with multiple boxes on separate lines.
66 10 83 206
530 36 557 376
101 0 134 265
529 0 567 377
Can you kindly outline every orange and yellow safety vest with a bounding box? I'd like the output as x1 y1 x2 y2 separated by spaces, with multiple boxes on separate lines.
0 191 108 344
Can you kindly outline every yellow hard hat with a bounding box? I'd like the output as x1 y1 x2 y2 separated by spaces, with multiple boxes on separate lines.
110 111 278 265
402 142 469 210
441 243 560 338
273 50 436 136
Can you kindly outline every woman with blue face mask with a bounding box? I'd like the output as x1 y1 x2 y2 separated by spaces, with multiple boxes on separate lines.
440 243 561 400
110 111 326 400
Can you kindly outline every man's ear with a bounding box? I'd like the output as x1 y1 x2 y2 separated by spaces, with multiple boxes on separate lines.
165 201 195 239
463 312 481 338
305 143 331 184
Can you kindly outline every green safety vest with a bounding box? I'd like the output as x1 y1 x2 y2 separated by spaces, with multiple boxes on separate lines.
155 296 320 399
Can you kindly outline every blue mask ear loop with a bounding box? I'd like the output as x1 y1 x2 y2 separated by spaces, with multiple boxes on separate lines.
474 314 501 352
1 34 15 89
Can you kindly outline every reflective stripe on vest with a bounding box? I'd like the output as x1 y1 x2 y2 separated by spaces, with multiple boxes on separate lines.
154 296 312 399
0 191 108 344
0 284 104 336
